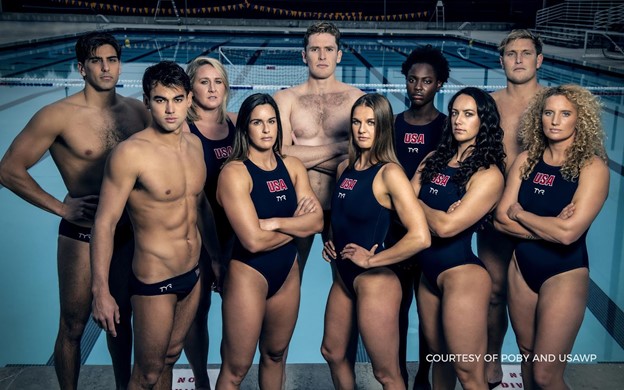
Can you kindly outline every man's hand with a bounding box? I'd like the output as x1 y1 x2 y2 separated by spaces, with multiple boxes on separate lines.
61 194 99 225
92 292 120 337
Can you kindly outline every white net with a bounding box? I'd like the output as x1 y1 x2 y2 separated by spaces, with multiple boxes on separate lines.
218 46 308 108
582 31 624 60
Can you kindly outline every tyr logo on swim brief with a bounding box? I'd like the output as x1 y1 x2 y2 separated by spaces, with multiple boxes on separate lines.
214 146 233 160
339 178 357 190
408 147 419 153
533 172 555 186
431 173 450 187
404 133 425 144
159 283 173 292
267 179 288 192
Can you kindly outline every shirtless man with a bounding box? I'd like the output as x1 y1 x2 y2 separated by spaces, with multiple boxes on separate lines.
273 21 364 273
478 29 544 389
0 32 149 390
91 61 209 389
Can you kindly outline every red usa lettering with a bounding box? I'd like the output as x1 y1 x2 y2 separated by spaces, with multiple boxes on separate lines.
267 179 288 193
214 146 233 160
431 173 450 186
404 133 425 144
533 172 555 186
339 178 357 190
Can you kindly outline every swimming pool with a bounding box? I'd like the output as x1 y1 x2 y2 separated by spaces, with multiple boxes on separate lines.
0 30 623 369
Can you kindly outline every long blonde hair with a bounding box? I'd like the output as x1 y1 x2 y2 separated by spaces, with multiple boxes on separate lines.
519 84 607 181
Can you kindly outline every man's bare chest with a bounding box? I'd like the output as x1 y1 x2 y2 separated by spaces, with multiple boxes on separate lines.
59 115 141 160
292 93 352 140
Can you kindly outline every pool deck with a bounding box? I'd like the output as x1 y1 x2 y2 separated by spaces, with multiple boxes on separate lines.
0 18 623 389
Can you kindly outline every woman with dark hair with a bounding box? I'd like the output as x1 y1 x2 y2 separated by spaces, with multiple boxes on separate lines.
321 93 430 390
411 87 506 389
495 85 609 389
215 93 323 389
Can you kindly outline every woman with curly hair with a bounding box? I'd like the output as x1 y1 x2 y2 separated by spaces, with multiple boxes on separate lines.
495 84 609 389
411 87 506 389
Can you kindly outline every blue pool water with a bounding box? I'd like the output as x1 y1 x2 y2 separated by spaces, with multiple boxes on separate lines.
0 31 623 368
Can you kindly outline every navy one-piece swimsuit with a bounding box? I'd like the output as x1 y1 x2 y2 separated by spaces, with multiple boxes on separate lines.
330 163 391 298
515 157 587 293
231 155 298 298
189 119 236 243
416 165 484 293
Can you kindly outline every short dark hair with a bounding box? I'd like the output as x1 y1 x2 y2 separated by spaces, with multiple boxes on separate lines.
303 21 341 49
401 45 450 83
142 61 191 97
75 32 121 63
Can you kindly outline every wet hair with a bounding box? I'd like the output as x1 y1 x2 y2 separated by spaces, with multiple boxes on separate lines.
347 93 400 168
186 57 230 123
519 84 607 181
420 87 506 194
75 31 121 64
498 29 543 56
142 61 191 97
303 21 341 49
228 93 284 161
400 45 450 84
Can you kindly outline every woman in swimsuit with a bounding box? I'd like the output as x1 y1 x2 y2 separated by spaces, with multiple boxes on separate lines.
216 93 323 390
412 87 506 390
322 93 430 390
495 84 609 389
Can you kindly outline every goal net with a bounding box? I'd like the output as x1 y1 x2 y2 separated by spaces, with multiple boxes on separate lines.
218 46 308 108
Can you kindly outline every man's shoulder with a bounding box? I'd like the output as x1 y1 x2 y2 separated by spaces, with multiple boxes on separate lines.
490 88 505 101
275 83 305 98
115 94 147 114
115 130 150 152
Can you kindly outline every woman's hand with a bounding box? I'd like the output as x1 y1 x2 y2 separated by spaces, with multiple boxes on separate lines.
340 243 378 269
507 202 524 221
322 240 337 263
557 202 575 220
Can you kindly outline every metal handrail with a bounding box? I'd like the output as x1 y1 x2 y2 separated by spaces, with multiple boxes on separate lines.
594 4 624 30
536 0 619 28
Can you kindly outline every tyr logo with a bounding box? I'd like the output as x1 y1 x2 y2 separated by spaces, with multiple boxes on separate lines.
404 133 425 144
339 178 357 190
276 195 287 202
214 146 233 160
533 172 555 187
267 179 288 193
534 188 545 195
159 283 173 292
